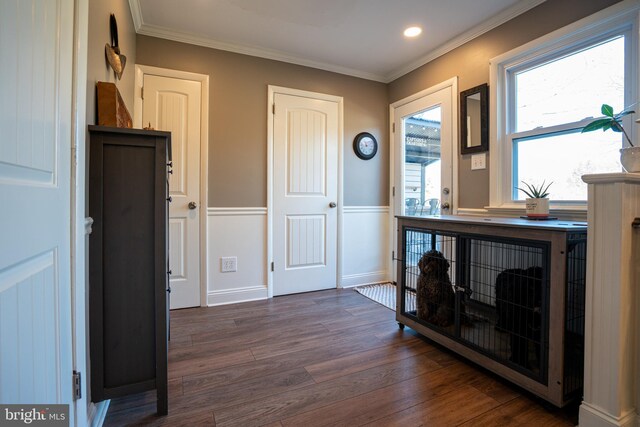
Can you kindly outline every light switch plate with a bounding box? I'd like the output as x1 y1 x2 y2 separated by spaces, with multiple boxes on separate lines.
471 153 486 170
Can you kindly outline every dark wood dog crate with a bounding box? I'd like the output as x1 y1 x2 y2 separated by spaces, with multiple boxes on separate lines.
88 126 171 415
396 215 587 407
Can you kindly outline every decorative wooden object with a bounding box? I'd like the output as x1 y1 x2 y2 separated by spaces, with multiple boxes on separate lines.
96 82 132 128
579 173 640 427
88 125 171 415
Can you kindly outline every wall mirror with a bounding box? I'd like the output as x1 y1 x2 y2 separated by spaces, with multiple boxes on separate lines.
460 83 488 154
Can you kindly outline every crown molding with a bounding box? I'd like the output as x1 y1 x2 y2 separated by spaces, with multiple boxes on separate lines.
129 0 545 84
385 0 547 82
133 23 388 82
128 0 143 32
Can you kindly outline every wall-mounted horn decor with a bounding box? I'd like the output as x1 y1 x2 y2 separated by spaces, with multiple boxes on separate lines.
105 14 126 80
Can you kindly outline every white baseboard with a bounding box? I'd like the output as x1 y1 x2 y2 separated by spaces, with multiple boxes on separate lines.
341 271 390 288
579 402 638 427
89 400 110 427
207 285 268 306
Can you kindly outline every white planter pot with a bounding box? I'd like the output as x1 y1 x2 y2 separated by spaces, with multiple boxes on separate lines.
525 198 549 218
620 147 640 173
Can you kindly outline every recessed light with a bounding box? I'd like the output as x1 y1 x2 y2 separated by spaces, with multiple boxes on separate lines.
404 26 422 38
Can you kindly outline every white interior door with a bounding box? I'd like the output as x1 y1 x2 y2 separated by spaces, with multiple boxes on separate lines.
0 0 75 417
143 75 202 309
273 92 339 296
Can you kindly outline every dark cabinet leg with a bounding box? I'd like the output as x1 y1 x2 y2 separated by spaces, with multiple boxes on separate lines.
398 322 405 330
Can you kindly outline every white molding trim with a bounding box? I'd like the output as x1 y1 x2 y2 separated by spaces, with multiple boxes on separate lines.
132 23 386 83
128 0 543 83
340 272 390 288
134 64 210 307
89 401 110 427
456 208 490 216
343 206 390 214
207 286 268 306
207 207 268 216
579 402 637 427
267 86 344 300
385 0 546 82
128 0 143 32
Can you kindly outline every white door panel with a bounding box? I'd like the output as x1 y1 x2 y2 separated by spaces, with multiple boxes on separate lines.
273 93 338 296
143 75 201 309
392 84 455 282
0 0 75 416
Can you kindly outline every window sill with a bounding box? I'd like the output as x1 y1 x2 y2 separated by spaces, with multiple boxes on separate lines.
457 204 587 222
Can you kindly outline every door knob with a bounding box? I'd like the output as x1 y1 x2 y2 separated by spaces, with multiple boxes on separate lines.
188 201 197 210
442 202 450 210
443 188 450 195
329 202 337 208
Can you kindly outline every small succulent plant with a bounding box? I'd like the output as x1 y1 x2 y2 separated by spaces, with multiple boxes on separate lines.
517 180 552 199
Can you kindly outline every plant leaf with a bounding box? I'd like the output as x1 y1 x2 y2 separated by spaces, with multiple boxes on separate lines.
582 118 612 133
601 104 614 117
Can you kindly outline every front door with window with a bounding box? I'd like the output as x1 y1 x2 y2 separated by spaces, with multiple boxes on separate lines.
394 84 454 218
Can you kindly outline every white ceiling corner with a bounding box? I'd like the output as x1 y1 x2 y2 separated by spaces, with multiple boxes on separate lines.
129 0 547 83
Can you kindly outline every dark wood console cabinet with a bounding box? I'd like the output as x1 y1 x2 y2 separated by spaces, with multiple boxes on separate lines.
88 126 171 415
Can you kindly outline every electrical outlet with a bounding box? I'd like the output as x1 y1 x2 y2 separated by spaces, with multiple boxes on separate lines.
220 257 237 273
471 153 486 170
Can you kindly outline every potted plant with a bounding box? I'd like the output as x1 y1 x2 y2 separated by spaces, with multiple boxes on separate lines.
581 103 640 173
518 181 552 218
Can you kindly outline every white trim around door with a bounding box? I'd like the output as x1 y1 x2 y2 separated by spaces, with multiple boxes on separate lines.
267 85 344 298
134 64 210 307
388 77 459 282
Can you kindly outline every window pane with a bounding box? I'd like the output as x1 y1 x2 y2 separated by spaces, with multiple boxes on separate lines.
515 36 624 132
404 107 441 216
514 130 621 201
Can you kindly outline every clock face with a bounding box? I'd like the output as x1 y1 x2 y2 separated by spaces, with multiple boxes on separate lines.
353 132 377 160
359 137 375 155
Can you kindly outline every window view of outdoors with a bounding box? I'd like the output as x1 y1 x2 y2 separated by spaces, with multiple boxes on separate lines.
404 107 441 216
513 36 625 201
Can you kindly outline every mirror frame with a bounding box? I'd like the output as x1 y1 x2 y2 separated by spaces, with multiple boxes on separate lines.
460 83 489 155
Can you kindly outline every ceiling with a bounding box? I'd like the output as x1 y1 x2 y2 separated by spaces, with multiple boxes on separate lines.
130 0 545 83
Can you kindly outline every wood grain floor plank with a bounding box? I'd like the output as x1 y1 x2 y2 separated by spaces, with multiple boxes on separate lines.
168 349 255 379
459 395 576 426
281 362 486 427
213 353 442 426
104 289 578 427
363 384 501 427
304 338 435 383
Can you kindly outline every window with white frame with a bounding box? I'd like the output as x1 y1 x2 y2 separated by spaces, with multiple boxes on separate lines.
490 4 638 208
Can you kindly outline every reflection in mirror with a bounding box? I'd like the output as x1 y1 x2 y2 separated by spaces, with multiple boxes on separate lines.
460 84 488 154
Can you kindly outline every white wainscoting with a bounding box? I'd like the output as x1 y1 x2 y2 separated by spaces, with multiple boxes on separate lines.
207 208 268 306
207 206 391 305
341 206 391 287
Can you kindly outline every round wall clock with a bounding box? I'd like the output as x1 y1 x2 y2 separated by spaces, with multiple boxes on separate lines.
353 132 378 160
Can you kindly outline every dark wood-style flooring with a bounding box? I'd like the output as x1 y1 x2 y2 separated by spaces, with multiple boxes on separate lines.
104 288 579 426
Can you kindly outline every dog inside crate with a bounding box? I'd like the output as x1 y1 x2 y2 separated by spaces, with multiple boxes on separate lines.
404 230 546 375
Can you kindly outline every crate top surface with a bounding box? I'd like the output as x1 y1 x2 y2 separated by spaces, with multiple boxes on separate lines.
396 214 588 232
